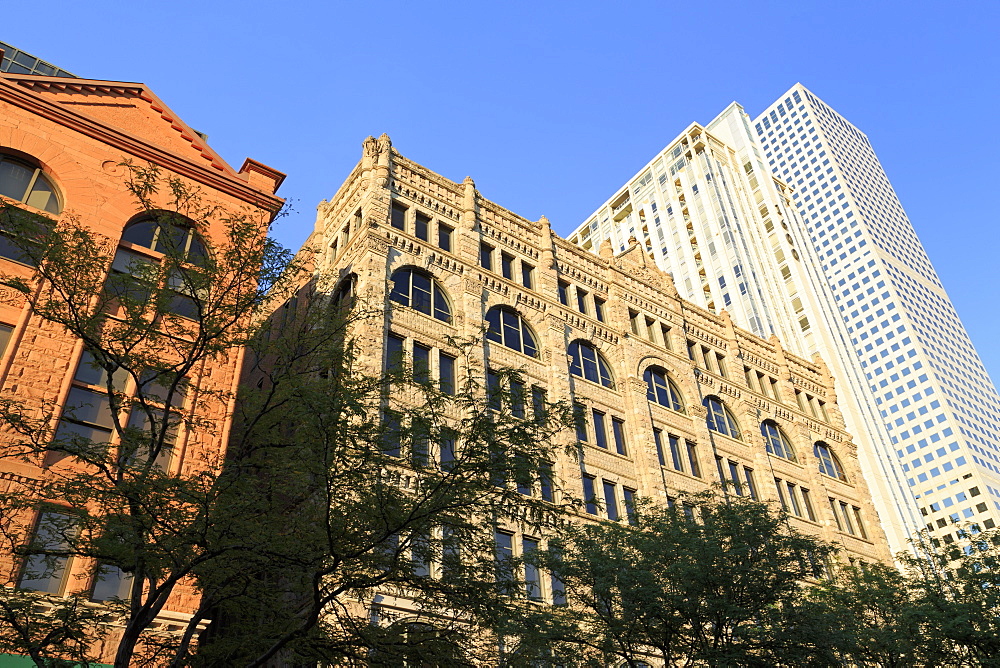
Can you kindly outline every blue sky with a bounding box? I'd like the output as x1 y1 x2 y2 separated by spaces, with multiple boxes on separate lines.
4 1 998 382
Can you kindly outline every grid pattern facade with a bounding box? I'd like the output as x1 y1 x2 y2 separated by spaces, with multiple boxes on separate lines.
754 84 1000 546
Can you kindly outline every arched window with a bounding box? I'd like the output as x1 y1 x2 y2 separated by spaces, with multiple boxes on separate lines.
0 154 61 214
761 421 795 461
107 215 209 320
704 396 741 440
644 366 684 412
388 267 451 323
815 442 846 480
485 306 537 357
568 341 614 388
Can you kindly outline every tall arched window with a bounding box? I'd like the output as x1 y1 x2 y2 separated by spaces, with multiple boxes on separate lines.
107 215 208 320
0 154 61 214
568 341 614 388
814 442 846 480
485 306 538 357
644 366 684 412
761 421 795 461
389 267 451 323
704 396 741 440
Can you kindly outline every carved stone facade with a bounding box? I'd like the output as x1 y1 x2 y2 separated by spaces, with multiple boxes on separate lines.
308 135 893 617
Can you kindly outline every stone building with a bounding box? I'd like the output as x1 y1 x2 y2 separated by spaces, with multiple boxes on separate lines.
0 67 283 659
301 133 891 617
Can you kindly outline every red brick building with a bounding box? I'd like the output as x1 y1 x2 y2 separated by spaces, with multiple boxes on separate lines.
0 65 283 662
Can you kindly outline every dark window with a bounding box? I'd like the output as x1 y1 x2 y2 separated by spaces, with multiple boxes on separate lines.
623 488 637 525
411 529 431 577
761 421 796 460
388 267 451 322
501 252 514 280
653 428 666 466
0 323 13 361
480 243 493 270
413 343 431 383
582 475 597 514
521 262 534 289
568 341 614 388
644 367 684 411
510 379 525 419
523 538 541 600
576 288 588 315
438 224 453 252
592 409 608 449
539 462 554 502
414 212 430 241
594 297 605 323
0 154 60 213
531 386 547 424
573 403 588 442
611 418 626 455
91 562 133 602
557 281 569 305
704 396 741 439
390 202 407 230
603 481 619 521
382 411 401 458
439 431 456 471
668 434 683 471
485 306 538 357
439 353 456 395
495 530 514 590
686 441 701 477
487 370 502 412
386 334 405 372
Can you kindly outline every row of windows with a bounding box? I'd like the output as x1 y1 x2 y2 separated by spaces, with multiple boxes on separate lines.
558 280 606 322
580 475 637 525
573 404 627 455
391 202 454 252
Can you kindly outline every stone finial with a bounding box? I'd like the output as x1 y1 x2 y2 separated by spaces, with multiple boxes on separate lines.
463 175 476 189
627 235 638 247
539 214 550 228
462 176 478 231
599 238 613 260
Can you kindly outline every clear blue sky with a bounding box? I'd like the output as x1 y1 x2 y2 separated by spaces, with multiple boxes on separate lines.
4 1 998 383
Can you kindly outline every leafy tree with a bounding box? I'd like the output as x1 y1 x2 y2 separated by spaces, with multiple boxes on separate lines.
513 493 839 667
0 166 574 667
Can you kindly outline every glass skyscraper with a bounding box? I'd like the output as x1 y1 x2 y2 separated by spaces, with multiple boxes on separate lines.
570 86 1000 554
755 84 1000 549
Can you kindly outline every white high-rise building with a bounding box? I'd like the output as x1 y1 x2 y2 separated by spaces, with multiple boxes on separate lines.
569 87 1000 554
754 84 1000 548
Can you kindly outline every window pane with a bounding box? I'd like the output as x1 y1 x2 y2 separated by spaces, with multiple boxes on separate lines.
438 225 452 252
91 563 133 602
388 269 410 307
603 481 618 521
480 243 493 270
0 159 33 200
413 343 430 383
582 475 597 514
411 272 432 315
501 310 522 352
439 354 456 395
485 308 503 344
623 488 637 525
612 418 626 455
523 538 541 600
18 512 76 594
439 433 456 471
539 463 554 502
433 284 451 323
414 212 429 241
501 253 514 280
63 387 113 428
521 263 533 289
669 434 683 471
386 334 404 372
592 410 607 449
390 203 406 230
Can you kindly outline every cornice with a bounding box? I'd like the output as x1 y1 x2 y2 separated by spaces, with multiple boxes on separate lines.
0 77 283 212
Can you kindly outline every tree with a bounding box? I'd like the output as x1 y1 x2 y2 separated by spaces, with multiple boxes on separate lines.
513 492 839 667
0 164 575 666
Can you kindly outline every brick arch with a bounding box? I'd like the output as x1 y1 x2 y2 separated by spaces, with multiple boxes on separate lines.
0 127 100 215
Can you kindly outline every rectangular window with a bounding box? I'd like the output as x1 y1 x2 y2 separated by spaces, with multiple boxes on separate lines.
521 262 534 290
787 482 802 516
653 429 666 466
611 418 626 455
495 530 514 590
660 324 671 349
510 379 525 419
439 431 456 471
582 475 597 515
775 478 789 511
91 562 133 602
386 334 405 372
382 411 401 458
523 537 541 600
531 386 547 424
592 410 608 449
840 502 856 535
0 323 14 361
414 212 430 241
574 403 588 442
439 353 456 395
594 298 606 323
623 488 637 525
558 281 569 306
413 342 431 383
412 529 431 577
411 436 429 468
743 467 757 500
853 507 868 539
487 370 501 412
539 462 554 502
603 481 619 521
801 488 817 521
629 310 641 336
438 224 453 252
686 441 701 477
551 551 567 605
576 288 589 315
18 511 77 594
480 243 494 271
514 452 532 495
668 434 683 471
829 498 844 531
501 252 515 280
390 202 407 230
